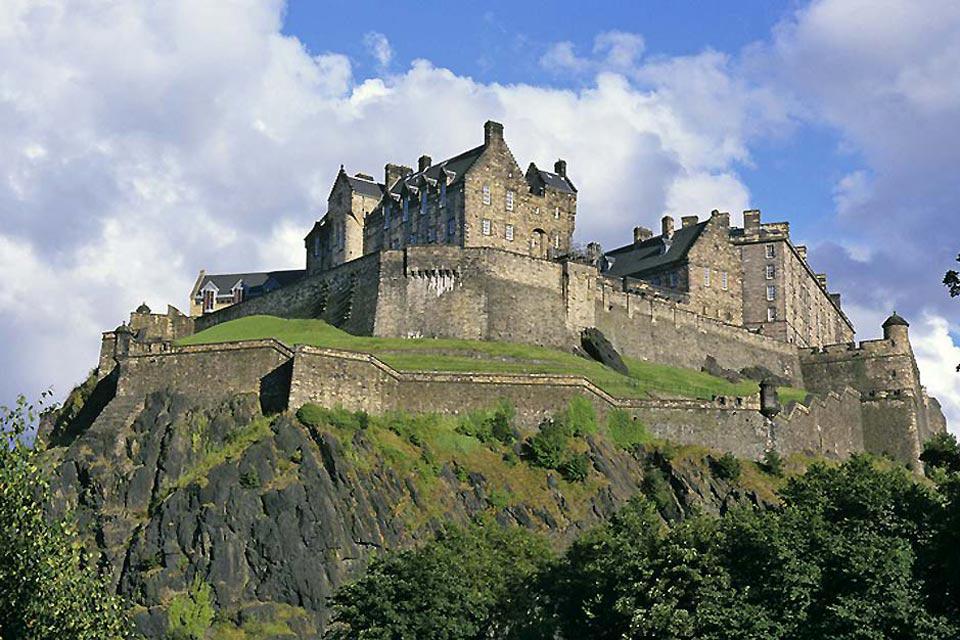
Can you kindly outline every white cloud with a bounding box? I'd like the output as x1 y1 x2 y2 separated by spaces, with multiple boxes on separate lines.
539 41 590 74
593 31 645 69
912 314 960 432
363 31 393 69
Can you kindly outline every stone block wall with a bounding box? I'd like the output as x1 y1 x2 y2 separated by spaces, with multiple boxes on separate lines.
116 341 293 405
595 280 805 385
773 388 865 459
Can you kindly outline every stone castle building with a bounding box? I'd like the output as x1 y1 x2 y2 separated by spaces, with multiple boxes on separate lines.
100 120 944 469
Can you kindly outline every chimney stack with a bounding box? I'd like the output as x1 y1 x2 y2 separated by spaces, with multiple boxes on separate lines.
418 155 432 172
385 163 412 189
633 226 653 245
744 209 761 236
711 210 730 228
681 215 698 228
484 120 504 145
661 215 675 240
554 159 567 177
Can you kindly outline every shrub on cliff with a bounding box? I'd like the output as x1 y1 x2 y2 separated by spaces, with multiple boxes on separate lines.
921 432 960 475
0 394 133 639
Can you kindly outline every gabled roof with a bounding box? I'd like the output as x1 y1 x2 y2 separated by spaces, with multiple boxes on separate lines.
345 174 385 199
603 221 708 277
390 144 486 196
536 169 576 194
195 269 305 297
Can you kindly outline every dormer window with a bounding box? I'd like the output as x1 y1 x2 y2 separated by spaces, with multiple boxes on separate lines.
482 184 491 205
232 285 244 304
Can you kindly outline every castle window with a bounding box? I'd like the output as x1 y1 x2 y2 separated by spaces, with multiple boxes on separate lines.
534 206 540 216
767 306 777 321
703 267 711 287
554 206 560 219
721 271 728 290
447 217 456 239
554 233 560 249
767 285 777 301
202 289 215 313
482 219 492 235
420 191 427 215
402 196 409 221
482 184 491 205
440 181 446 208
766 244 775 259
506 190 514 211
505 224 514 241
765 264 776 280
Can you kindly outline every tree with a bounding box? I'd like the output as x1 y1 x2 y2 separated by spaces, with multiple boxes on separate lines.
329 521 555 640
945 252 960 370
0 394 133 639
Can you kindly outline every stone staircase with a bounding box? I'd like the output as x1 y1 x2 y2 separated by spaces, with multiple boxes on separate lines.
91 394 144 436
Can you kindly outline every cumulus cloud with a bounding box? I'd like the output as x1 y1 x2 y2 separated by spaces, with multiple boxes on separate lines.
363 31 392 69
912 315 960 429
540 30 648 76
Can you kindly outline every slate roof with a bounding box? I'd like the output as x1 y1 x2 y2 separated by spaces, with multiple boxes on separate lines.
882 311 909 328
345 174 385 199
536 169 577 194
196 269 305 297
390 144 486 195
602 221 708 278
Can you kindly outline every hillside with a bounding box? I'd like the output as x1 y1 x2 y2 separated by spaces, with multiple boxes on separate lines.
43 387 792 638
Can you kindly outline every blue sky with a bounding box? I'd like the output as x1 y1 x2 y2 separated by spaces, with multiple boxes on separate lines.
0 0 958 427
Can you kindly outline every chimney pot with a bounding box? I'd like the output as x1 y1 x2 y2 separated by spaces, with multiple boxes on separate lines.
633 226 653 245
418 155 432 172
554 159 567 177
484 120 504 145
681 215 698 228
661 215 675 239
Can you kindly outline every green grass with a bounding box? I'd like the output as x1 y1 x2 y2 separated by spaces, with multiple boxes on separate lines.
180 315 806 402
173 415 273 491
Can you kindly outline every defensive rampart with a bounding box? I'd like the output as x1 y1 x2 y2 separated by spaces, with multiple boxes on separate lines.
191 246 804 384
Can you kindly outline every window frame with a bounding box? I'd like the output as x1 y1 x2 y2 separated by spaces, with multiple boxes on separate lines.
766 285 777 301
481 218 492 236
703 267 711 287
482 184 491 205
767 306 777 321
765 244 776 259
505 190 514 211
721 271 728 290
505 224 514 241
765 264 776 280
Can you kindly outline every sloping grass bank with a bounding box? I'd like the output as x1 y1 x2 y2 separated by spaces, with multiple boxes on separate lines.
179 315 807 403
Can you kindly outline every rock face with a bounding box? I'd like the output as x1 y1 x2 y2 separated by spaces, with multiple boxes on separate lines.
45 390 774 638
581 327 629 375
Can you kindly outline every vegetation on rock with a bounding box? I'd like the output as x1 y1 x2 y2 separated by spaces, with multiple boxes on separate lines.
331 454 960 639
0 394 133 639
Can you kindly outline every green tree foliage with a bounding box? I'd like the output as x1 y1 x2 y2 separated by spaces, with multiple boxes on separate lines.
921 432 960 474
333 453 960 640
0 394 133 640
945 252 960 298
166 575 215 640
329 522 555 640
712 452 741 481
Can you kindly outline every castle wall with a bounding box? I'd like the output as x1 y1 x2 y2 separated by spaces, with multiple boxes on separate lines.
861 396 924 471
194 253 382 336
683 213 744 325
115 341 292 405
772 388 865 459
595 281 805 385
288 346 783 459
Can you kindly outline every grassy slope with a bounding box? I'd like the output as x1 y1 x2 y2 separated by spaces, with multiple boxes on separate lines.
179 315 807 403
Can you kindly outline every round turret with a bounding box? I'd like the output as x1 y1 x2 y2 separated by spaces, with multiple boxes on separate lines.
115 323 134 334
135 302 151 314
882 311 909 343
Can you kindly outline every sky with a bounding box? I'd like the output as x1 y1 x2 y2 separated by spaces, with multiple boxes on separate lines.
1 0 958 429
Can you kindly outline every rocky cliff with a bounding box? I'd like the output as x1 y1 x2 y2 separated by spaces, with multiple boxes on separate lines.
43 387 781 638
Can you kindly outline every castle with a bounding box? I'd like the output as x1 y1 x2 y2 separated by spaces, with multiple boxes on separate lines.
99 121 945 469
